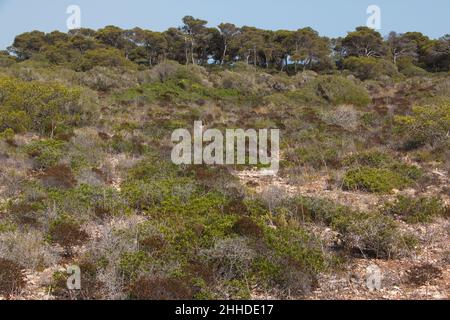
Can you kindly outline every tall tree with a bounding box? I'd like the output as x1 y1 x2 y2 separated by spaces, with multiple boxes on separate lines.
287 27 331 72
236 26 265 66
387 32 418 65
130 28 168 66
218 23 240 65
425 36 450 72
8 31 47 60
341 27 385 58
181 16 208 65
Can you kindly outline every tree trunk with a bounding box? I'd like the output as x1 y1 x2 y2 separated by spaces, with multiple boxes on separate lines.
191 40 196 65
221 44 228 65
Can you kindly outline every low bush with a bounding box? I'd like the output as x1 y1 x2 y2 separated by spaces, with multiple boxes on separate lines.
384 195 449 223
119 251 151 280
47 215 88 248
307 75 371 107
201 237 256 281
75 48 136 72
0 230 59 270
343 167 412 193
51 260 102 300
343 57 397 80
129 276 193 300
0 76 93 135
46 184 128 218
395 102 450 150
273 196 416 259
343 150 393 168
38 165 77 189
0 109 31 133
332 211 416 259
342 151 422 193
25 139 65 170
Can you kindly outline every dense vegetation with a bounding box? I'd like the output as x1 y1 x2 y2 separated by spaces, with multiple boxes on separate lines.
0 18 449 300
2 17 450 75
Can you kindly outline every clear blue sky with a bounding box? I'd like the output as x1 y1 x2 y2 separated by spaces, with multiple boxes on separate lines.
1 0 449 49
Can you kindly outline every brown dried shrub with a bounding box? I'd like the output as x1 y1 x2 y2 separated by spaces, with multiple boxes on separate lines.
139 235 166 256
38 165 77 189
48 216 89 248
128 276 193 300
52 260 102 300
232 217 263 238
0 258 26 296
407 264 443 286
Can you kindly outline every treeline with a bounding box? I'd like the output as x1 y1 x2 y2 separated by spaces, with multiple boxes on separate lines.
3 16 450 75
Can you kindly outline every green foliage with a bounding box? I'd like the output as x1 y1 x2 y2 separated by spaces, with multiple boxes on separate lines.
342 151 422 193
0 109 31 133
0 128 15 143
343 150 393 168
275 196 415 258
307 75 371 107
75 48 136 71
395 102 450 149
24 139 65 170
332 211 416 258
119 251 151 280
0 76 92 135
384 195 449 224
46 184 128 217
343 167 412 193
265 226 327 274
343 57 397 80
294 144 340 169
400 65 428 77
116 79 244 106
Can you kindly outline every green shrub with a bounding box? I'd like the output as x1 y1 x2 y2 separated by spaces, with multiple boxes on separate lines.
119 251 151 280
343 57 397 80
0 76 93 135
46 184 128 218
294 144 340 169
332 211 416 259
395 102 450 149
343 167 412 193
116 79 243 106
384 195 449 223
343 150 393 168
274 196 416 259
25 139 65 170
275 196 348 225
307 75 371 107
0 109 31 133
75 48 136 71
265 226 327 275
400 65 428 77
342 151 422 193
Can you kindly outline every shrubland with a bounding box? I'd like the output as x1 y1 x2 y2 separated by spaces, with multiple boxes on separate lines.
0 20 449 300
